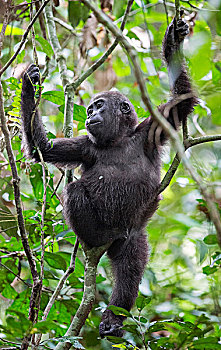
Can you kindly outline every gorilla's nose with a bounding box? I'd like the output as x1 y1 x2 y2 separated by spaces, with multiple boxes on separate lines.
86 115 103 126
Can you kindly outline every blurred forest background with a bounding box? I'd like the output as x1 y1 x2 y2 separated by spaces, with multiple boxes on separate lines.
0 0 221 349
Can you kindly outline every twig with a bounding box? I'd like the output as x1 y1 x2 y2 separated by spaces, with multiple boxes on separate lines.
30 2 38 66
163 0 169 25
175 0 180 20
53 17 79 37
0 261 32 288
0 0 50 76
51 172 64 199
72 0 134 91
35 0 47 40
185 135 221 148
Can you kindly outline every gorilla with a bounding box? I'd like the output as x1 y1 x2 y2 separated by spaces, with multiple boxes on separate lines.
21 17 196 337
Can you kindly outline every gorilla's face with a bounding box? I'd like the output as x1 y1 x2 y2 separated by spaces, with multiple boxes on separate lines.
86 91 138 146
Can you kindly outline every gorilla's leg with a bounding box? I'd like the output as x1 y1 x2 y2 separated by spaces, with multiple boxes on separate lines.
99 229 149 337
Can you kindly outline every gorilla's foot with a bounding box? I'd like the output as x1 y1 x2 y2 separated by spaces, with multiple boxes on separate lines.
99 310 125 338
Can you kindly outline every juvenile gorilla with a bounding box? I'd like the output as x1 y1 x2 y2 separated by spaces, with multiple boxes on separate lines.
21 17 196 337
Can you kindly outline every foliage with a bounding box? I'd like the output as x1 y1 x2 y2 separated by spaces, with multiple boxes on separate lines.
0 0 221 349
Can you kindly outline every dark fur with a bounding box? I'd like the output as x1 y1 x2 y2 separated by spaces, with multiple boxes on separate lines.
21 18 197 337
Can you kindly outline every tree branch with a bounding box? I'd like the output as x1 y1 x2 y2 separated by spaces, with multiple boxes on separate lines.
44 2 74 184
54 241 112 350
0 81 41 350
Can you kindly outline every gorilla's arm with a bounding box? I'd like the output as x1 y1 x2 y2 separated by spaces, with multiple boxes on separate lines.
137 17 197 149
21 65 90 168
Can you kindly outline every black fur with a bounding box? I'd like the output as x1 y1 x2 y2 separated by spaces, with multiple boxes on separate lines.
21 18 197 337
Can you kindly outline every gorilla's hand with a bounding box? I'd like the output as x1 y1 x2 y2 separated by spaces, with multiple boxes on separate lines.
22 64 40 98
163 14 189 63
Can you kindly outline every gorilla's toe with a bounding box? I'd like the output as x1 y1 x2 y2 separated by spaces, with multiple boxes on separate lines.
99 321 124 338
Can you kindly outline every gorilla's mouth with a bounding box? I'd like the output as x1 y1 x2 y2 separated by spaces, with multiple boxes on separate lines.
87 120 103 130
89 120 102 126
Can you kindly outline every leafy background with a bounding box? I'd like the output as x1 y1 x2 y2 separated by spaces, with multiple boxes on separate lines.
0 0 221 349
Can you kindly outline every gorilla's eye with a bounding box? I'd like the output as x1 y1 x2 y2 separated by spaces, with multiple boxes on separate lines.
95 100 104 109
120 101 130 114
87 107 93 117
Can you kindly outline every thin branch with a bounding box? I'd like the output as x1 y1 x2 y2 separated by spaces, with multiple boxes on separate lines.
0 83 38 284
53 17 79 37
0 261 32 288
159 134 221 193
44 2 74 184
175 0 180 20
185 135 221 148
163 0 169 26
35 0 47 40
80 0 221 246
34 239 79 348
0 81 41 350
159 152 180 193
72 0 134 91
0 0 50 76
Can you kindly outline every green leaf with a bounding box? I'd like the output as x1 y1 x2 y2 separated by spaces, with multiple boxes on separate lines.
191 337 221 349
35 35 54 58
203 234 217 245
122 324 138 334
44 252 67 271
2 284 18 299
73 104 87 123
136 295 151 311
42 90 65 105
203 265 218 275
29 164 43 200
107 305 132 317
196 239 208 263
188 29 212 80
68 1 89 28
33 320 56 333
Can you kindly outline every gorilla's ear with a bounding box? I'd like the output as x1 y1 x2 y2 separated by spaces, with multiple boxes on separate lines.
120 102 131 114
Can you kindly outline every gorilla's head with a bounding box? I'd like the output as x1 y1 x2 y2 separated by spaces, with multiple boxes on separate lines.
86 91 138 146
